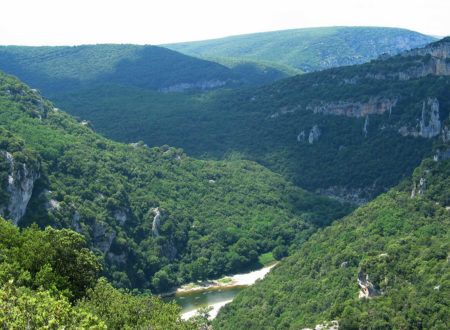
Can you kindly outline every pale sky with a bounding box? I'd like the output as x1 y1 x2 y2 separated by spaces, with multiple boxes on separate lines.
1 0 449 46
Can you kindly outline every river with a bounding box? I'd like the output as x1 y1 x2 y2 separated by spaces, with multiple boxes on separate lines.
165 263 276 320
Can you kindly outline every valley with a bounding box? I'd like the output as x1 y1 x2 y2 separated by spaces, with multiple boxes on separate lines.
0 24 449 329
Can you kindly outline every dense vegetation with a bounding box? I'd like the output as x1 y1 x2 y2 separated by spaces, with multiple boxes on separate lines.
165 26 435 72
0 217 199 329
0 44 286 95
0 71 350 292
215 156 450 329
53 40 450 203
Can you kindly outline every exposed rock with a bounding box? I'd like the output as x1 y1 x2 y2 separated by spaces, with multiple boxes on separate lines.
47 199 61 210
0 151 40 225
420 98 441 138
160 80 227 92
208 179 216 184
71 210 82 233
114 210 128 225
269 106 297 119
151 207 162 237
442 126 450 143
93 222 116 254
363 115 369 137
411 177 426 198
302 320 339 330
340 261 348 268
316 186 372 205
433 149 450 162
357 270 380 299
399 39 450 78
130 141 149 148
297 130 306 142
307 98 397 118
398 98 441 138
308 125 321 144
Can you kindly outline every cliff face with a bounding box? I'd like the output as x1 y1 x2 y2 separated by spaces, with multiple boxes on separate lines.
307 97 397 118
398 98 442 139
0 151 40 225
387 38 450 79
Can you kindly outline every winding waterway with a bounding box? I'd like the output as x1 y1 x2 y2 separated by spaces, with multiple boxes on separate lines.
165 264 276 320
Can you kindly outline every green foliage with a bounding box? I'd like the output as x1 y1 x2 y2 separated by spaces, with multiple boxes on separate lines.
165 26 435 72
0 220 101 301
215 159 450 329
0 280 105 329
0 71 351 292
78 278 195 330
0 44 284 96
0 217 197 329
52 51 450 201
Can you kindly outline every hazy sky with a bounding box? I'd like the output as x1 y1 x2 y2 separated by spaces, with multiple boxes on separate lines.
1 0 449 46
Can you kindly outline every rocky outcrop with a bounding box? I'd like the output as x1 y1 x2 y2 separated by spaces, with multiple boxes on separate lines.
114 210 128 225
316 186 372 205
297 125 320 144
433 149 450 162
442 126 450 143
398 98 441 138
398 38 450 78
404 38 450 59
357 270 380 299
297 131 306 142
363 115 369 137
151 207 162 237
308 125 321 144
302 321 339 330
160 80 227 92
411 177 426 198
307 98 397 118
93 222 116 254
420 98 441 138
0 151 40 225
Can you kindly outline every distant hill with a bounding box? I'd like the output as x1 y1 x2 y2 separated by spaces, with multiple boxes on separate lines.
55 38 450 205
165 26 436 72
0 44 287 94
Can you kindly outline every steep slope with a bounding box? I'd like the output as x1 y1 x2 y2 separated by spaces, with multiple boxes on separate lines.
0 71 350 292
0 44 235 94
165 26 435 72
0 216 198 329
0 44 288 94
214 154 450 329
56 38 450 204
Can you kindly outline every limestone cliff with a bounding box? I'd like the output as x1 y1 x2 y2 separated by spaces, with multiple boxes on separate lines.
306 97 397 118
357 270 380 299
159 79 227 92
0 151 40 224
398 98 441 138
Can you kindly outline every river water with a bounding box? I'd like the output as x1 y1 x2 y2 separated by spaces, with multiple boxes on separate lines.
172 286 245 319
165 264 276 320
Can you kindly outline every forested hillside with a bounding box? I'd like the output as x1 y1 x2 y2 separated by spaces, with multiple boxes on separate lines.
166 26 435 72
215 154 450 329
0 71 350 293
0 217 200 329
55 38 450 204
0 44 287 94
